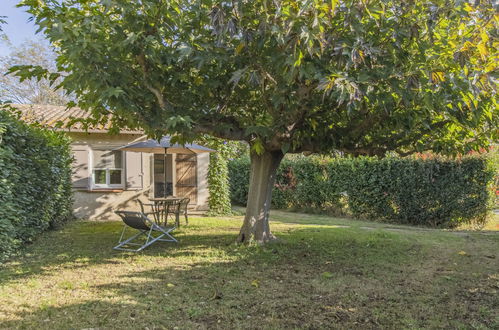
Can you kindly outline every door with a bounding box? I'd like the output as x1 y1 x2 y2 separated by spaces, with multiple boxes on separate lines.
175 154 197 204
153 154 173 198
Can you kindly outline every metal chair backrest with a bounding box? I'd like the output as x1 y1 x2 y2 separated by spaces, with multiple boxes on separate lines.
164 199 181 216
137 200 147 214
148 199 181 225
115 211 150 231
137 199 161 223
179 198 190 214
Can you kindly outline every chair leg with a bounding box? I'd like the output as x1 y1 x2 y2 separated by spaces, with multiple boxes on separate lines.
161 229 178 242
152 224 178 243
157 232 177 243
114 224 177 252
138 233 169 250
113 229 148 251
117 224 127 243
175 212 180 228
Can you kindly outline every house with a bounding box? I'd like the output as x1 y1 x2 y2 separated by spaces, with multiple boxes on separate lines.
13 104 210 220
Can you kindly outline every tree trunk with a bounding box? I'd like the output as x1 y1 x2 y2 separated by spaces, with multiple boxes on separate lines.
236 150 284 244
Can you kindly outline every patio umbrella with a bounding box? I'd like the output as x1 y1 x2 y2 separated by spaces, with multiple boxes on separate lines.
118 137 214 197
118 136 215 154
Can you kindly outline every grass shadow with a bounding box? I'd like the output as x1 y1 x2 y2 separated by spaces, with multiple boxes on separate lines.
1 217 498 329
0 220 237 286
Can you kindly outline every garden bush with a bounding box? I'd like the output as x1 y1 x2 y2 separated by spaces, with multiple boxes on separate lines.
229 154 496 228
0 109 73 261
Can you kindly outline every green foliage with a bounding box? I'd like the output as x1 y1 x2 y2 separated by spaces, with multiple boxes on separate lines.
206 141 232 216
207 151 232 215
229 155 496 228
14 0 498 238
0 108 73 261
201 138 246 216
487 147 499 208
227 156 252 208
15 0 498 156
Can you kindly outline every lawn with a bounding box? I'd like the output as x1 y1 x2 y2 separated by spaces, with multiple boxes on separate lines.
0 211 498 329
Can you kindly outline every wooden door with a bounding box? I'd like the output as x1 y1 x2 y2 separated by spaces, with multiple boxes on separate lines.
175 154 197 204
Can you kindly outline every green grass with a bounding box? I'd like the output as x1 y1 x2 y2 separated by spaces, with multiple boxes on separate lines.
0 211 498 329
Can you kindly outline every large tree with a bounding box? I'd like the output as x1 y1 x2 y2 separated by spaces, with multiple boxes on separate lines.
14 0 497 243
1 39 70 105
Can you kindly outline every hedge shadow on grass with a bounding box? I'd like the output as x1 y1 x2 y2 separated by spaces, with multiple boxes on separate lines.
0 227 415 328
0 220 241 286
1 223 498 329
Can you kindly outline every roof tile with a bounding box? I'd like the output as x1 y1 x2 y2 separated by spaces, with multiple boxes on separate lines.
8 104 143 134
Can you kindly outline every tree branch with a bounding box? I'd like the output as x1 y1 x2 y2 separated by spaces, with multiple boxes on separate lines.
192 115 247 141
136 54 170 111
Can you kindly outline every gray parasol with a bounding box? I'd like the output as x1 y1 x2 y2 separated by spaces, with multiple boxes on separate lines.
118 137 214 197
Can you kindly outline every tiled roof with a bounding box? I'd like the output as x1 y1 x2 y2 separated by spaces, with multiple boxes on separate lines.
8 104 143 134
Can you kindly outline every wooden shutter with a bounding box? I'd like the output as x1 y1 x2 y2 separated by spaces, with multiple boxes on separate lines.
125 151 143 189
72 147 89 188
175 154 197 204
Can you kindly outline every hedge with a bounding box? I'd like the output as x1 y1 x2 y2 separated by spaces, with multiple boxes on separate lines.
229 154 496 228
0 110 73 261
207 142 232 216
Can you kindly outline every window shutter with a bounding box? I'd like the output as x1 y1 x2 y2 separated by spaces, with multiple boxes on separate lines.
125 151 143 189
72 147 89 188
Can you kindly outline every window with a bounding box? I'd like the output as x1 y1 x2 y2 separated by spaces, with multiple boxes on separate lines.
91 150 124 188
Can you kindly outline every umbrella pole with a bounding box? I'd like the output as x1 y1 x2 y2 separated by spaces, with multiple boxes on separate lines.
164 147 168 198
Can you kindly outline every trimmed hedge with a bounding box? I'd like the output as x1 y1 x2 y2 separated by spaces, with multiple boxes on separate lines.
207 145 232 216
229 155 496 228
0 110 73 260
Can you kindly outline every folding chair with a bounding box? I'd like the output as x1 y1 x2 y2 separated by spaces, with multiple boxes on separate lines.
113 211 177 252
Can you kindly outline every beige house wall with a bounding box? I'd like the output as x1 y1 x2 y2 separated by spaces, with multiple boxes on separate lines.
69 132 210 220
196 153 210 210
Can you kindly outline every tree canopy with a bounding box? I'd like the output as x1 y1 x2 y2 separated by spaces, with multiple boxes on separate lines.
15 0 498 154
13 0 498 242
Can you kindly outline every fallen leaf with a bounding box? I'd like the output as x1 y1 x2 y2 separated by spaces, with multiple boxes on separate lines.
322 271 333 279
251 279 259 288
166 283 175 288
211 289 223 300
458 251 467 256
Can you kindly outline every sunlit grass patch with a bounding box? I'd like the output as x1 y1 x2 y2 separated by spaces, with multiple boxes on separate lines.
0 210 497 329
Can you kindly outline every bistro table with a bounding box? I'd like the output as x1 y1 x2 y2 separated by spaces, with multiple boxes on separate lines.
149 197 183 227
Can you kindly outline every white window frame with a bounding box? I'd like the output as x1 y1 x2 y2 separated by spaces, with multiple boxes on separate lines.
90 149 125 189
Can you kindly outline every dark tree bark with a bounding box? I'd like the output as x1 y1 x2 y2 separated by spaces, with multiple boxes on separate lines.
236 150 284 243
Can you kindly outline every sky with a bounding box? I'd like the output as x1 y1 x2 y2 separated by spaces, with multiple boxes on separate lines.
0 0 41 57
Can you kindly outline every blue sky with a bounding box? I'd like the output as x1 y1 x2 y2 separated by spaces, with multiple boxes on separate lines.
0 0 41 56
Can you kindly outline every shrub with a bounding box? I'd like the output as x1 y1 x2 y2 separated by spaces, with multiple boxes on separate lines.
228 155 251 207
487 147 499 209
200 138 245 216
207 145 232 216
229 154 495 228
0 109 73 260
